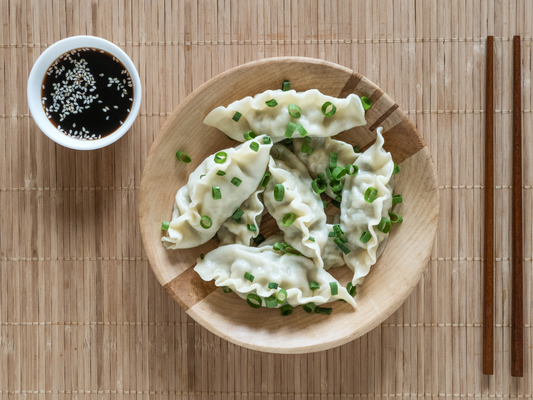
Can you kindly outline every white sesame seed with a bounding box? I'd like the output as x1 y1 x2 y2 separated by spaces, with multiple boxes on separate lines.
106 116 109 120
114 105 118 109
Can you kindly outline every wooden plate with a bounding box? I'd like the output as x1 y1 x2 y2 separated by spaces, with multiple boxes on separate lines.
139 57 439 354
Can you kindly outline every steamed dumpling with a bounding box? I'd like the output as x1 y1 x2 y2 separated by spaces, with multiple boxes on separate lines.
204 89 366 143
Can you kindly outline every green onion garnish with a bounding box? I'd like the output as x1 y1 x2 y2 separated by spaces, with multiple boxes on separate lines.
389 212 403 224
244 272 255 282
265 295 278 308
200 174 205 179
360 96 372 110
282 213 296 226
214 151 227 164
280 304 293 316
321 102 337 117
340 237 348 243
377 217 391 234
392 194 403 204
273 242 284 251
200 215 212 229
323 200 328 208
263 136 272 144
328 231 336 237
277 288 288 304
200 253 204 260
284 121 297 138
302 144 313 154
232 111 242 122
347 282 356 297
222 286 233 293
329 153 338 169
345 164 358 176
247 224 257 232
175 151 192 164
332 199 341 208
392 163 400 175
335 195 342 203
216 170 226 176
360 230 372 244
283 138 292 145
296 123 308 137
304 136 312 143
308 236 315 242
253 234 265 246
364 187 378 203
288 103 302 118
265 99 278 107
330 181 343 194
353 146 360 153
303 302 316 313
329 282 339 296
243 131 257 140
250 142 260 152
231 177 242 187
333 224 344 237
309 280 320 290
314 306 332 315
282 80 290 91
274 184 285 201
338 299 347 303
161 220 170 230
212 186 222 200
312 176 327 194
232 208 244 221
331 166 347 180
246 293 262 308
334 237 351 254
268 282 279 289
260 173 270 188
284 246 301 256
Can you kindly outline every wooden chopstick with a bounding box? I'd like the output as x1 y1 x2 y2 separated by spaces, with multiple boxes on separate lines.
511 35 524 378
483 35 494 376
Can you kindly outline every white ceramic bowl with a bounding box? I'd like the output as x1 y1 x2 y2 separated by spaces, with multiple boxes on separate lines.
27 35 141 150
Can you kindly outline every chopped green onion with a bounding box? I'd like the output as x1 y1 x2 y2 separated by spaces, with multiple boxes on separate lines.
303 302 316 313
323 200 328 208
244 272 255 282
335 195 342 203
243 131 257 140
392 163 400 175
360 96 372 110
312 176 327 194
231 177 242 186
364 187 378 203
296 123 308 137
247 224 257 232
273 242 284 251
338 299 347 303
200 215 212 229
329 282 339 296
253 234 265 246
309 280 320 290
274 184 285 201
175 151 192 164
304 136 312 144
377 217 391 234
246 293 262 308
161 220 170 230
263 136 272 144
216 170 226 176
280 304 293 316
200 253 204 260
232 111 242 122
339 237 348 243
282 80 290 91
333 224 344 237
360 230 372 244
232 208 244 221
302 143 313 154
329 153 338 169
325 167 334 181
282 213 296 226
284 246 301 256
345 164 358 176
214 151 227 164
332 199 341 208
268 282 279 289
283 138 292 145
265 99 278 107
314 306 332 315
250 142 260 152
265 295 278 308
288 103 302 118
334 237 351 254
260 173 270 188
321 101 337 117
277 288 288 304
328 231 336 237
284 121 297 138
347 282 356 297
308 236 315 242
330 181 343 194
389 212 403 224
353 146 361 153
392 194 403 204
331 166 347 180
200 174 205 179
212 186 222 200
222 286 233 293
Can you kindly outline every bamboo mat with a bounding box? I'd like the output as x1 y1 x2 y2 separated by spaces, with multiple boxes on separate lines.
0 0 532 398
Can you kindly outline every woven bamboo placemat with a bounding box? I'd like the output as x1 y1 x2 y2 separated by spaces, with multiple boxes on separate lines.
0 0 532 398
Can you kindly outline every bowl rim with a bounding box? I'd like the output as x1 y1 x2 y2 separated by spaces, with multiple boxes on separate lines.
27 35 142 151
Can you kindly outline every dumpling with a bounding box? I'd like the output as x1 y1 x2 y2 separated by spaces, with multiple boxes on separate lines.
204 89 366 143
217 185 265 246
339 128 395 285
194 243 357 307
263 144 328 268
162 135 273 249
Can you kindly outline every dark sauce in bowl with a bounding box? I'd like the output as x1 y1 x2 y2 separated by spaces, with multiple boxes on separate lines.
41 48 134 140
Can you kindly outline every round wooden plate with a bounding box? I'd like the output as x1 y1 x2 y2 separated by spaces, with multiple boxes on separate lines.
139 57 439 354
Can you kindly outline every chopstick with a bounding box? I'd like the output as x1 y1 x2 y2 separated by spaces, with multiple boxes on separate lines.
482 35 494 376
511 35 524 378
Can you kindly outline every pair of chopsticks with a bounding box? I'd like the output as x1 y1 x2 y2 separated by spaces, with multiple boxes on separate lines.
483 36 523 378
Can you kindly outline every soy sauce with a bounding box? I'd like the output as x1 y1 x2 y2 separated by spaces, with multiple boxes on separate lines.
41 48 134 140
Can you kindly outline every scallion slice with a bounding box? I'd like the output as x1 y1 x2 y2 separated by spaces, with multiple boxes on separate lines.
329 282 339 296
243 131 257 140
360 96 372 110
231 177 242 186
212 186 222 200
323 200 328 209
282 213 296 226
232 208 244 220
250 142 260 152
312 176 327 194
321 101 337 117
345 164 358 176
175 151 192 164
268 282 279 290
274 184 285 201
265 99 278 107
304 136 312 144
214 151 227 164
216 170 226 176
377 217 391 234
246 293 262 308
347 282 356 297
314 306 332 315
247 224 257 232
392 163 400 175
288 103 302 118
338 299 347 303
359 230 372 244
309 280 320 290
244 272 255 282
331 166 346 180
161 220 170 230
353 146 361 153
222 286 233 293
328 231 336 237
302 143 313 154
330 181 343 194
329 153 338 169
282 80 290 91
334 237 351 254
200 174 205 179
392 194 403 204
265 295 278 308
200 215 212 229
263 136 272 145
280 304 293 316
253 234 265 246
232 111 242 122
296 123 308 137
200 253 204 260
273 242 284 251
389 212 403 224
277 288 288 304
284 121 297 138
364 187 378 203
340 237 348 243
333 224 344 237
260 173 270 188
303 302 316 314
284 246 301 256
283 138 292 145
308 236 315 242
